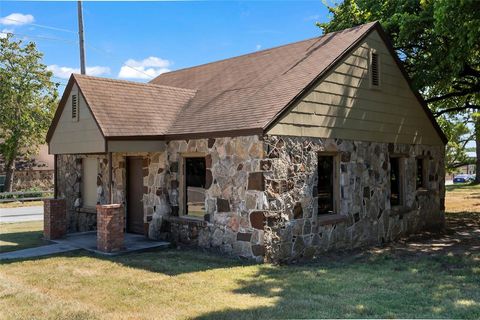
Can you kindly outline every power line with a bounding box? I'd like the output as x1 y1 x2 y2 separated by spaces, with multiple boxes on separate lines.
1 17 77 34
1 31 155 80
2 31 77 44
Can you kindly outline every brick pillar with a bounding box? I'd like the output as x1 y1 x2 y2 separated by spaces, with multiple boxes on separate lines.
44 199 67 240
97 204 124 253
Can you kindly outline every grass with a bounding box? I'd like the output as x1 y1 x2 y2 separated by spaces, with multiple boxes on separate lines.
0 187 479 319
0 221 47 253
445 183 480 212
0 200 44 208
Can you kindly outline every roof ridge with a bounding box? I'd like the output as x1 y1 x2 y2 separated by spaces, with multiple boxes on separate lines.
73 73 196 93
150 22 378 82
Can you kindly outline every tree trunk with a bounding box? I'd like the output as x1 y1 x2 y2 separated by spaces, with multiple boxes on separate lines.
475 117 480 184
4 157 16 192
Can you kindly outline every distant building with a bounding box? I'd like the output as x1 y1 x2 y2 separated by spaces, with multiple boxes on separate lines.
0 144 54 191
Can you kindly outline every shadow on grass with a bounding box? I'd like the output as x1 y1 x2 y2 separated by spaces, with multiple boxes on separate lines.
1 212 479 318
193 251 480 319
0 229 48 253
192 211 480 319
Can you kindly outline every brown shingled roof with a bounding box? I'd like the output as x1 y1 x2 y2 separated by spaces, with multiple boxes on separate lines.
47 21 447 144
151 22 378 137
74 75 196 137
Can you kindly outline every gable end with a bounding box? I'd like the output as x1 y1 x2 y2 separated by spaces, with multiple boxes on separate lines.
266 24 447 146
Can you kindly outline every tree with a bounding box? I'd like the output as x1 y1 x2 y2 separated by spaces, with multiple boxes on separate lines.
318 0 480 179
0 35 58 192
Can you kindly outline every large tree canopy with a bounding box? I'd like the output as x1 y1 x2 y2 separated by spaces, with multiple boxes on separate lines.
0 35 58 192
319 0 480 174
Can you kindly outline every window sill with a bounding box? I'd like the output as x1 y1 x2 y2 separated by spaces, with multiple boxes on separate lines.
317 213 348 226
166 215 207 227
75 207 97 214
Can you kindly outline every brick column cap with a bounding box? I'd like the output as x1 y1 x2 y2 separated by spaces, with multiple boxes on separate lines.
97 204 122 209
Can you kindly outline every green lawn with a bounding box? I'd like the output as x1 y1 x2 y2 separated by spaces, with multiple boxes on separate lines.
0 188 479 319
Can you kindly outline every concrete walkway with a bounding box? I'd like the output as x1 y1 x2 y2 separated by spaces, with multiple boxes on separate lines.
0 232 170 261
0 243 78 260
0 206 43 223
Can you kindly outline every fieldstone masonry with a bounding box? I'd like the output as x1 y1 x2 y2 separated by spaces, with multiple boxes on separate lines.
262 135 445 263
44 198 67 240
56 154 109 232
97 204 124 253
55 134 445 262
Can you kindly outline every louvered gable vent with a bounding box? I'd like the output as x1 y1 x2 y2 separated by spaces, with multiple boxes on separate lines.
72 94 78 121
370 51 380 87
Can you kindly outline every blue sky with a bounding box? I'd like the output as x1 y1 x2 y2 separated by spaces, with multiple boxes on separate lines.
0 1 331 90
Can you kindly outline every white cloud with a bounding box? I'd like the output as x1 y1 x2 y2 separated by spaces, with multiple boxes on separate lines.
118 56 171 79
0 28 13 39
47 65 111 79
0 13 34 26
255 44 262 51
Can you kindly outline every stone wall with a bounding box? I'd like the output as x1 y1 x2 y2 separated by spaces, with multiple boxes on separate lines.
55 134 445 263
101 136 265 260
56 154 109 232
1 148 53 192
262 135 445 263
10 170 54 191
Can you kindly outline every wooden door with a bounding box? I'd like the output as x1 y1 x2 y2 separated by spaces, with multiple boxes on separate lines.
127 157 144 234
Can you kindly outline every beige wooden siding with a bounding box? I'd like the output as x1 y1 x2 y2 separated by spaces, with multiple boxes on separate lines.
49 83 105 154
268 30 444 146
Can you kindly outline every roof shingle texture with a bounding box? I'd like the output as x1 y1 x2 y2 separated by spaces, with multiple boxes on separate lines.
74 22 376 138
74 75 196 137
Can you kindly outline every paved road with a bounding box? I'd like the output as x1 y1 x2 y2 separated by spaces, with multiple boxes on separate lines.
0 206 43 223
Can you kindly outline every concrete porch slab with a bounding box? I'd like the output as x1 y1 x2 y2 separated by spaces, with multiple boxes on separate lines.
51 231 170 256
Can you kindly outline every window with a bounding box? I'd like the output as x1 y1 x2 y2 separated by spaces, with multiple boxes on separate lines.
416 158 427 189
370 50 380 88
317 155 338 214
185 157 206 218
390 157 404 206
72 94 79 122
82 158 98 208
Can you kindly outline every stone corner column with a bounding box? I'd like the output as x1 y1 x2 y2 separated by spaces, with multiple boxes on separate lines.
96 204 124 253
44 198 67 240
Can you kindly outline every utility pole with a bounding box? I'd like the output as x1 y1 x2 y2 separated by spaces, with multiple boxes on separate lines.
77 1 86 74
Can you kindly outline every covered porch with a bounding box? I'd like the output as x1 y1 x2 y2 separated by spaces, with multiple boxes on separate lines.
51 231 169 256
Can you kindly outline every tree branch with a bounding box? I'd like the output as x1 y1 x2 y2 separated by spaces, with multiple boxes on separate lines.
426 87 480 104
434 104 480 117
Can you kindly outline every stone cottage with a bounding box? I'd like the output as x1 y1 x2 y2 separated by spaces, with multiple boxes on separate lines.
46 22 446 262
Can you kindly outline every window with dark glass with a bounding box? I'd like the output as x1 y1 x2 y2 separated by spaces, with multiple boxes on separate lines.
390 157 401 206
416 158 426 189
318 155 334 214
185 157 206 218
